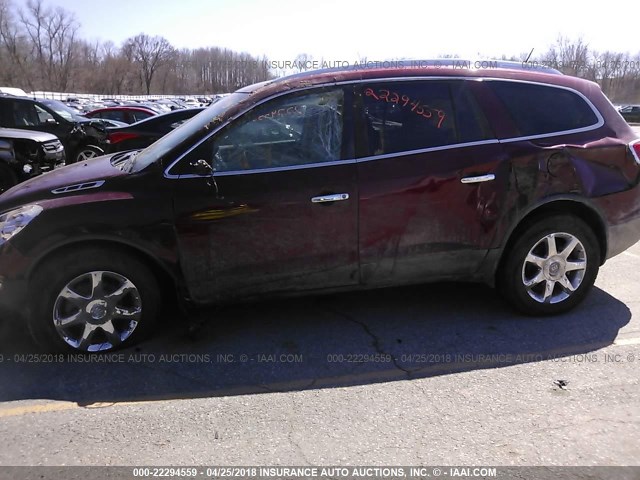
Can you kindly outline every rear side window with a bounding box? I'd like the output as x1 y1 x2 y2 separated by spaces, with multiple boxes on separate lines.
359 80 492 157
487 81 599 137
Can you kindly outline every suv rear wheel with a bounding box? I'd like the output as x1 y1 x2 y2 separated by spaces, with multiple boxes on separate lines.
499 214 600 315
28 248 160 352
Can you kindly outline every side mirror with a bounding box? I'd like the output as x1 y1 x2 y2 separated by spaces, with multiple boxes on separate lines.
45 118 58 125
190 158 213 176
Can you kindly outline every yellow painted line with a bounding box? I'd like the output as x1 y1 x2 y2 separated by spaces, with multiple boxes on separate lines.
0 401 77 418
0 399 160 419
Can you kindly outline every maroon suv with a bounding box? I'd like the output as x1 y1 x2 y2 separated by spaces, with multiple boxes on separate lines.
1 61 639 353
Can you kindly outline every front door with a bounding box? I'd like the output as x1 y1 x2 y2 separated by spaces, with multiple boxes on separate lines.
170 86 359 303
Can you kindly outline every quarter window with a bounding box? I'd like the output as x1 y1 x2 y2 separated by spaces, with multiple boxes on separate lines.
487 81 599 137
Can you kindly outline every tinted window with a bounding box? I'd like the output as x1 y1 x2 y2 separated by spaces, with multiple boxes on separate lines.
487 81 599 137
101 110 126 122
209 88 344 172
449 82 494 143
359 81 491 157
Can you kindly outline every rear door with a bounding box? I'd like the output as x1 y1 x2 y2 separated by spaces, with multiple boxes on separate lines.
355 79 511 285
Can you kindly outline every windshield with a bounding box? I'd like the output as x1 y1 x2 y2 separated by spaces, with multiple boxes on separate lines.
131 93 249 172
39 99 85 122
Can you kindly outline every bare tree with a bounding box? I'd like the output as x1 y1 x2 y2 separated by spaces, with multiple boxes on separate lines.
0 0 33 88
125 33 175 94
18 0 79 91
1 1 637 102
541 35 590 77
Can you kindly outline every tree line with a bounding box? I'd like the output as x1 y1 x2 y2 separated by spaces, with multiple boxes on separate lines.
0 0 272 95
1 0 639 102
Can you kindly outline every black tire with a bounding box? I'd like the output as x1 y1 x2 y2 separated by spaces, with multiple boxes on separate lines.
498 214 600 315
73 145 104 163
0 162 18 194
27 247 160 353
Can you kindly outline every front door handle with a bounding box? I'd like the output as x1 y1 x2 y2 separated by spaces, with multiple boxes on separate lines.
311 193 349 203
461 174 495 184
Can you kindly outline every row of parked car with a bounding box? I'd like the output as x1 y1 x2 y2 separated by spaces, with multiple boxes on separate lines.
64 95 214 115
0 91 205 192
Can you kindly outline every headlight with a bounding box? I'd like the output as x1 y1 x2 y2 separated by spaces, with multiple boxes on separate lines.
0 205 43 245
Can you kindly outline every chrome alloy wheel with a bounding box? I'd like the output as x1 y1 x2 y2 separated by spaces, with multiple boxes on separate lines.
76 148 101 162
52 271 142 352
521 232 587 304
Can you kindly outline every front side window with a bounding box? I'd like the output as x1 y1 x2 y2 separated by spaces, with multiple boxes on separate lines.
487 80 599 137
34 104 55 124
358 80 492 157
208 88 344 172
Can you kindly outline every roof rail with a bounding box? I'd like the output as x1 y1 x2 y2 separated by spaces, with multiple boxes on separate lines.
278 59 562 82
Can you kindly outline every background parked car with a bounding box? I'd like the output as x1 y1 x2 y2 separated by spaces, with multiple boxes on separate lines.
0 127 65 193
620 105 640 123
149 99 186 111
0 94 108 163
106 107 204 152
86 106 158 125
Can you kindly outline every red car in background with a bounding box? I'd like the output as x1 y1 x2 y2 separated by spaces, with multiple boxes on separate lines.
85 106 158 125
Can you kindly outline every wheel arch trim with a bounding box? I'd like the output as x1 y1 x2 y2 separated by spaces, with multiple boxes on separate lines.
26 235 181 294
493 195 609 277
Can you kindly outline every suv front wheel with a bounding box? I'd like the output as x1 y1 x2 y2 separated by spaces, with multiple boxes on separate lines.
28 248 160 352
499 214 600 315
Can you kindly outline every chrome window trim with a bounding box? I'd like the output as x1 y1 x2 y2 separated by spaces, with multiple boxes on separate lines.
165 159 357 179
355 139 501 164
163 76 605 179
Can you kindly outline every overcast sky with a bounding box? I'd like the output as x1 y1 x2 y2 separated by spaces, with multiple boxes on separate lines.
14 0 639 61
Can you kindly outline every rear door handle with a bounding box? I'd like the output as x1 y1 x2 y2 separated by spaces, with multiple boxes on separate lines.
311 193 349 203
461 174 495 184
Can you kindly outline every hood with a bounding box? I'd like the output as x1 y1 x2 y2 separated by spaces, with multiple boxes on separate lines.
0 128 59 143
0 154 126 210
